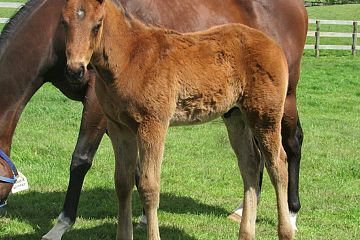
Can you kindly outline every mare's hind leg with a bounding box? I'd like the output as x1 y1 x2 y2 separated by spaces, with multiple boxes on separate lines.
108 120 138 240
223 108 261 240
43 76 107 240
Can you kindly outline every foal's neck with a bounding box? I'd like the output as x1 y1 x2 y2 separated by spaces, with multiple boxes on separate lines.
93 1 148 72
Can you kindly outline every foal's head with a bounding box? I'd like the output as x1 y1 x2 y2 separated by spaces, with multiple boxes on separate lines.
62 0 106 83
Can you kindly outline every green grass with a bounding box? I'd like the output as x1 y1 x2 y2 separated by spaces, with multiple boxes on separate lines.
0 8 17 17
0 0 26 2
0 0 26 31
0 2 360 240
307 4 360 20
1 56 359 240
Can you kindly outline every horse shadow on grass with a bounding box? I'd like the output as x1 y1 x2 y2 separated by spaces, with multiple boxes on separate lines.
1 187 227 239
0 223 197 240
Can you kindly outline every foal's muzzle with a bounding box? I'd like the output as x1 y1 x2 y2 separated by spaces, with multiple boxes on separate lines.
65 64 86 83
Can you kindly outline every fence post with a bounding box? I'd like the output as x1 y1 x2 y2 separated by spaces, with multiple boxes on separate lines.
352 21 358 57
315 20 321 57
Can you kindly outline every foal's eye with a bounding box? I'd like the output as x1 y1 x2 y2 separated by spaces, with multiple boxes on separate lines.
92 21 102 35
92 24 101 35
60 17 68 30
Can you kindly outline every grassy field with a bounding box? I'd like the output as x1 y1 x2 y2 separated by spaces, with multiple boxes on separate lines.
0 0 25 31
1 2 360 240
305 4 360 55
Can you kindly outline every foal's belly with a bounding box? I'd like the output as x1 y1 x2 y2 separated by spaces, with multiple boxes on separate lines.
170 92 237 126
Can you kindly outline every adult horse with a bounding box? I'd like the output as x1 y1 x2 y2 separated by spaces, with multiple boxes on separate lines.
0 0 307 239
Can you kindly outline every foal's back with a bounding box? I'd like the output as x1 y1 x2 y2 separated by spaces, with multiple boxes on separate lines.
129 23 288 125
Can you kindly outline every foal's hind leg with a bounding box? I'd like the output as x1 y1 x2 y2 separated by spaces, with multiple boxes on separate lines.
249 117 294 240
108 120 138 240
223 108 261 240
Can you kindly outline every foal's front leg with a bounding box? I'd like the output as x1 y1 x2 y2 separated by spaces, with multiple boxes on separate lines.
137 120 167 240
107 120 138 240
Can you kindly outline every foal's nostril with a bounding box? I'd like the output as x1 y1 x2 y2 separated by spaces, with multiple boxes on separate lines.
66 65 85 80
79 65 85 78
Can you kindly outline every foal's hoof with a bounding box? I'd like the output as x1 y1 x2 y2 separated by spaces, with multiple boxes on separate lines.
227 212 242 222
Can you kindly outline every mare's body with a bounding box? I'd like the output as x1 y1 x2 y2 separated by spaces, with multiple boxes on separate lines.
0 0 307 239
63 0 294 239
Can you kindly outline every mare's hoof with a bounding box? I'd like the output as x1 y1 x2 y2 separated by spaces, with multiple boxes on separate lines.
41 236 60 240
227 212 242 222
136 214 147 229
136 221 147 230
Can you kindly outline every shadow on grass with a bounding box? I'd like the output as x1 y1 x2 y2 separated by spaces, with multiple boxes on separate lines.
1 187 227 239
160 192 228 217
0 223 197 240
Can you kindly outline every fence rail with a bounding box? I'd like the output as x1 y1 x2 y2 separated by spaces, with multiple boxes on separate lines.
0 2 22 8
305 19 359 57
0 2 359 56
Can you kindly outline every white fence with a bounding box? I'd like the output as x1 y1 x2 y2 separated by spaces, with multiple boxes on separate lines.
0 2 22 8
0 2 359 56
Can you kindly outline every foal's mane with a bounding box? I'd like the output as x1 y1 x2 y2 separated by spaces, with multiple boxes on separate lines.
0 0 44 51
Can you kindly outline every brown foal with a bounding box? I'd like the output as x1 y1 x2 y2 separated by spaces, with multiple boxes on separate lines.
62 0 293 239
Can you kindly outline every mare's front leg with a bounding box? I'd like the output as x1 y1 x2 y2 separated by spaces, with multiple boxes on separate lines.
42 76 107 240
138 120 167 240
107 121 138 240
223 108 261 239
